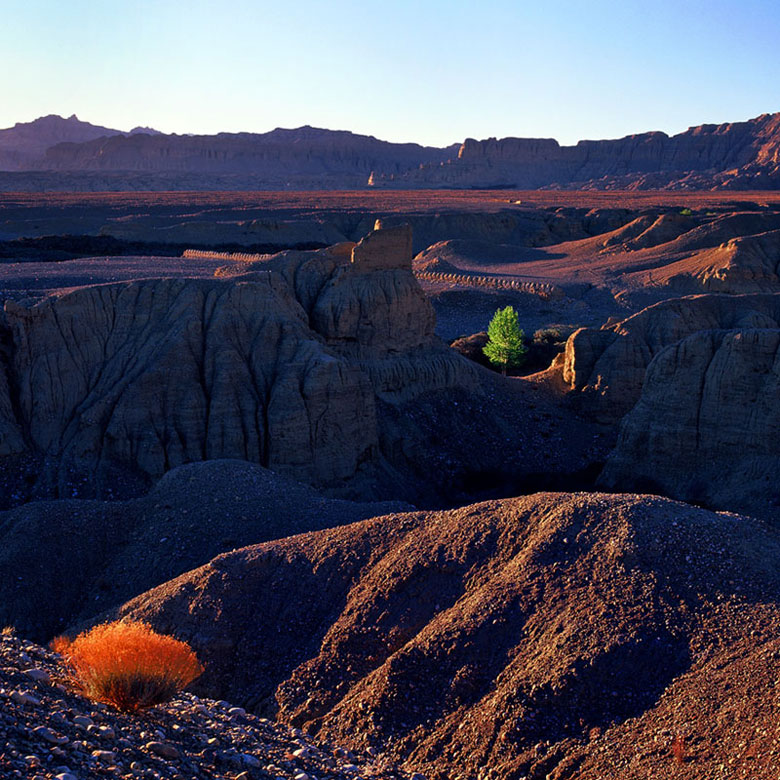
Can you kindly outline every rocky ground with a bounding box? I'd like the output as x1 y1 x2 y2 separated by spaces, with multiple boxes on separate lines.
0 630 412 780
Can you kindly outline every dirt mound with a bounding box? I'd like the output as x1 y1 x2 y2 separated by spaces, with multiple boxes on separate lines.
115 491 780 779
654 211 780 255
0 459 409 642
609 212 694 250
600 214 658 247
660 228 780 293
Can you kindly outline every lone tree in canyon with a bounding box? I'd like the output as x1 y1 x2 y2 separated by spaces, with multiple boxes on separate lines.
483 305 527 375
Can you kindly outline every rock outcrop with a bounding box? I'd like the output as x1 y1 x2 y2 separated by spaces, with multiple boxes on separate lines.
598 328 780 518
115 491 780 780
562 291 780 516
0 224 476 499
563 292 780 421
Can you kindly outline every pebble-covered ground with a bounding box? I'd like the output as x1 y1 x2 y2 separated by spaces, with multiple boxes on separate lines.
0 630 415 780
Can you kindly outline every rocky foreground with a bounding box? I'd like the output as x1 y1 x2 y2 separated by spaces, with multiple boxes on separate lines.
0 631 410 780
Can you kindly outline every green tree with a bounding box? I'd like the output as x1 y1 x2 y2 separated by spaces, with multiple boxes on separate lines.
483 306 527 375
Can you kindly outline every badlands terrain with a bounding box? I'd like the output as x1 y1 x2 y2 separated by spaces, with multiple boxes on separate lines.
1 186 780 779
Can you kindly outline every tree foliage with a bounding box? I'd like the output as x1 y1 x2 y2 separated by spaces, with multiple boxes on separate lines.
483 306 527 374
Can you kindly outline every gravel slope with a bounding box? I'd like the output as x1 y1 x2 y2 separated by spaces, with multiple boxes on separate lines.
0 630 410 780
116 491 780 779
0 460 409 642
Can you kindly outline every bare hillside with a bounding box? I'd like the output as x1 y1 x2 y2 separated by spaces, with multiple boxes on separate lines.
116 491 780 779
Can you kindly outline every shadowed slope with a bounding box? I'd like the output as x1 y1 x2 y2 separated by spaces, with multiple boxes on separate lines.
117 491 780 779
0 459 409 642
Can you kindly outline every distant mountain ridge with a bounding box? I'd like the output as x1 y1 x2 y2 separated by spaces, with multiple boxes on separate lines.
1 112 779 190
376 112 780 191
34 124 459 188
0 114 157 170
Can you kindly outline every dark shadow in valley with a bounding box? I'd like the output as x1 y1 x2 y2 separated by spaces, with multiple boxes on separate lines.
458 462 605 504
0 234 328 262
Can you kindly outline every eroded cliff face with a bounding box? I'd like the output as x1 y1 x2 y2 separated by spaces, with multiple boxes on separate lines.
599 328 780 519
0 224 476 499
8 111 780 190
560 291 780 517
35 126 457 184
562 293 780 422
372 112 780 190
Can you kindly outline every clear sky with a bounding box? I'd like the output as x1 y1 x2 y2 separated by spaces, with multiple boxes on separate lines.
2 0 779 147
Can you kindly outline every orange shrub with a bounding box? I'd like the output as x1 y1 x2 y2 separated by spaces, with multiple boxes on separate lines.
49 634 73 655
61 621 203 712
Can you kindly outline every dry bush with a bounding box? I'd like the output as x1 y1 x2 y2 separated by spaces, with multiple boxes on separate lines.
49 634 73 655
61 621 203 712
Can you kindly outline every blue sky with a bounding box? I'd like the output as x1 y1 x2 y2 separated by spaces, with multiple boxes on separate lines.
2 0 779 146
